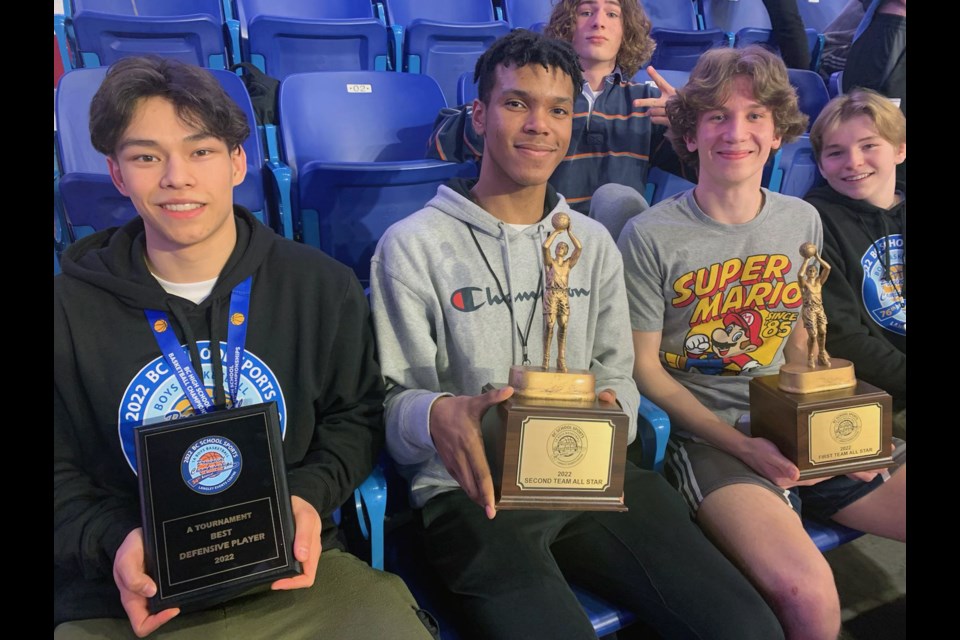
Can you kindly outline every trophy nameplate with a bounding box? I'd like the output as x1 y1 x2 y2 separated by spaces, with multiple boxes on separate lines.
135 402 300 613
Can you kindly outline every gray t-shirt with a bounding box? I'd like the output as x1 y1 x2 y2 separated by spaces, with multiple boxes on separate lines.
618 189 822 432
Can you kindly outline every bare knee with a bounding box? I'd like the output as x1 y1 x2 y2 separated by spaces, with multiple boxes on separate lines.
763 557 840 640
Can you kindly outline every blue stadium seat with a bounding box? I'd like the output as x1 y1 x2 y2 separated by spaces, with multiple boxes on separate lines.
66 0 233 69
457 70 478 105
645 0 731 72
643 166 697 207
501 0 555 30
828 70 843 98
765 134 824 197
734 26 825 71
277 70 477 284
235 0 390 78
788 68 830 129
803 518 864 552
643 0 701 30
55 66 283 243
383 0 510 106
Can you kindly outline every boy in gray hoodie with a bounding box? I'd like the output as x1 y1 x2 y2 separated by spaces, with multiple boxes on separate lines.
370 29 781 640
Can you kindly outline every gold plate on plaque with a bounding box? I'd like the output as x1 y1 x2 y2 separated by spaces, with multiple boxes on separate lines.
516 416 615 491
808 403 883 466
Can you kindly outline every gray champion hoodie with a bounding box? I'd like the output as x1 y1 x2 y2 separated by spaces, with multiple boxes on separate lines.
370 179 639 508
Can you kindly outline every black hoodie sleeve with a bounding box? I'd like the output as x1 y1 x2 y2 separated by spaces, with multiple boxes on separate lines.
284 275 386 519
54 288 141 580
820 223 906 406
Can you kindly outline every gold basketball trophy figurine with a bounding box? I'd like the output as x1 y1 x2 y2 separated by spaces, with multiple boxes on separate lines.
485 213 629 510
749 243 894 479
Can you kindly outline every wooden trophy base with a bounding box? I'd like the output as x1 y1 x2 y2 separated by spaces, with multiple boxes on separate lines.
750 370 894 480
484 366 629 511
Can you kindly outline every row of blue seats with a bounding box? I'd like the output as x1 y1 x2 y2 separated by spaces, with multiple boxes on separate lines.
55 65 831 289
54 0 506 106
54 1 843 109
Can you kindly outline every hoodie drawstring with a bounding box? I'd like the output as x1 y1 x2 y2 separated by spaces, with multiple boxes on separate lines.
467 223 542 366
167 302 226 410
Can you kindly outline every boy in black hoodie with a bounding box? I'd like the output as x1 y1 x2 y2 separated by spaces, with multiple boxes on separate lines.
54 56 433 639
806 88 906 439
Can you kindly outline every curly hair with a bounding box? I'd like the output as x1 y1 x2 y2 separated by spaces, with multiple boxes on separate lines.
474 29 584 104
665 46 808 168
90 55 249 156
809 88 906 162
545 0 655 79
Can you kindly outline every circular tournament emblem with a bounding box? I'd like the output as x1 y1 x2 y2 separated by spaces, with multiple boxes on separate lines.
181 436 242 494
118 341 287 475
548 424 588 467
830 413 862 444
153 319 168 333
230 312 245 326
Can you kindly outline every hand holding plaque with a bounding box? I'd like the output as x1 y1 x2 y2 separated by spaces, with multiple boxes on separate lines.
749 244 894 480
486 213 630 511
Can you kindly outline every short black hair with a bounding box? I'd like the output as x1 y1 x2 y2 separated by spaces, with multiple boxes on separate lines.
89 55 250 156
473 29 584 104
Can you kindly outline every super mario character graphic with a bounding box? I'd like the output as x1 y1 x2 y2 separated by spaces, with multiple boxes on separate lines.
679 310 765 375
660 254 804 376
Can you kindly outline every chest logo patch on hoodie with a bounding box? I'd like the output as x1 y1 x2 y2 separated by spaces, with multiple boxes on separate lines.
450 285 590 312
860 234 906 336
117 340 287 474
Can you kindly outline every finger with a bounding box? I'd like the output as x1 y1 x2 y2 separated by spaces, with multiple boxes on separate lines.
293 511 318 566
132 609 180 638
472 385 514 416
633 97 665 109
846 470 881 483
119 586 179 638
274 497 321 590
646 66 676 95
453 449 482 505
116 567 157 599
472 457 497 519
597 389 617 405
777 459 800 482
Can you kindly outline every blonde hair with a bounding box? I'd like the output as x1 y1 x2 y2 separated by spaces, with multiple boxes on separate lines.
545 0 655 79
810 88 906 161
665 46 808 167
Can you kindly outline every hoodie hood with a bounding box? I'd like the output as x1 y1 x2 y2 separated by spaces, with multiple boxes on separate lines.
60 206 274 312
59 206 277 409
433 177 562 236
806 183 905 225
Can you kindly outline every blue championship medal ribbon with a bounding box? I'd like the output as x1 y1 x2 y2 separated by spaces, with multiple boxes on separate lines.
145 276 253 415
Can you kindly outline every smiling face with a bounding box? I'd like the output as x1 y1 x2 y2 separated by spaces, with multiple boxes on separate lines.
571 0 623 72
685 75 782 192
472 63 574 194
817 114 906 209
106 96 246 260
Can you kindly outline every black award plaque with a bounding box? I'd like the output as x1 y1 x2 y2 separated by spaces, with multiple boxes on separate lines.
135 402 300 613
